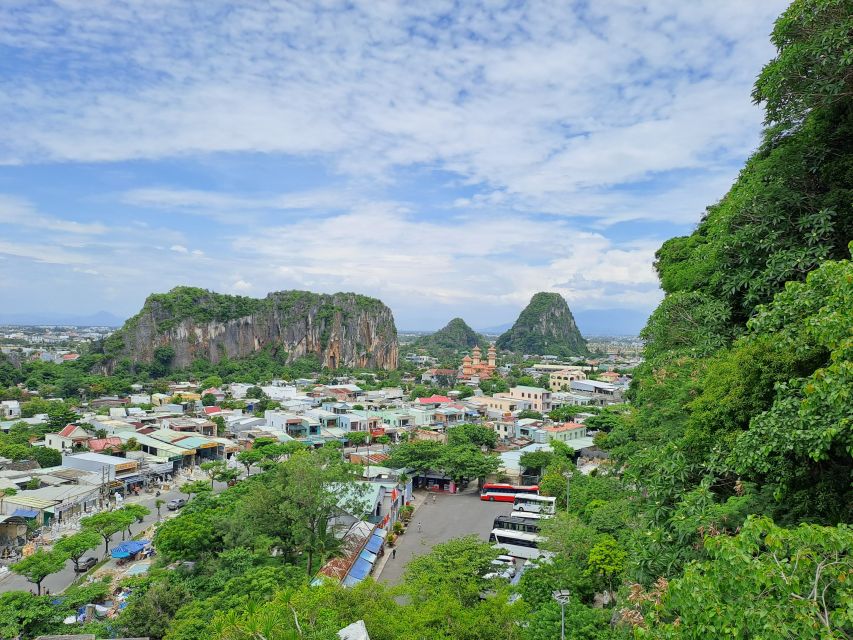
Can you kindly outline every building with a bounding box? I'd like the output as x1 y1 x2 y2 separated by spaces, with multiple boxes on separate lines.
548 367 588 391
496 386 552 413
0 400 21 419
542 421 588 443
45 424 91 453
460 345 498 381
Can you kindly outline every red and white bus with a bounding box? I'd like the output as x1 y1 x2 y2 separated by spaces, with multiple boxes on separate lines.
480 483 539 502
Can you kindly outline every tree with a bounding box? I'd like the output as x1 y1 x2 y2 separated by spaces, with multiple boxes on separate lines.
81 510 135 556
403 536 499 607
519 450 553 475
46 402 78 431
201 375 223 389
54 530 101 572
586 536 626 595
119 504 150 538
155 498 165 521
245 386 265 399
387 440 445 474
154 507 218 561
347 431 369 451
439 444 501 488
236 449 263 476
447 423 498 449
200 460 227 488
549 405 580 422
121 436 141 452
202 393 217 406
182 480 212 500
211 414 226 436
753 0 853 130
11 548 66 594
120 579 191 640
277 451 364 575
0 591 59 639
636 516 853 639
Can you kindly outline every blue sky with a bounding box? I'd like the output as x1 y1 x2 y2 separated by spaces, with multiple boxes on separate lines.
0 0 788 332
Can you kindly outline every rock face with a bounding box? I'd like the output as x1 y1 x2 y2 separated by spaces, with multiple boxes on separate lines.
102 287 398 371
496 292 588 357
412 318 488 353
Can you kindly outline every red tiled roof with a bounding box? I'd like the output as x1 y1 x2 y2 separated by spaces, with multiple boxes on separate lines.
417 395 451 404
88 437 122 452
58 424 78 437
545 421 586 432
62 353 80 360
203 406 222 415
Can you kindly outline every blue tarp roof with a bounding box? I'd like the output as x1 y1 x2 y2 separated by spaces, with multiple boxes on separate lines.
342 574 361 587
347 556 372 582
364 534 383 554
111 539 149 558
359 549 377 565
11 508 39 518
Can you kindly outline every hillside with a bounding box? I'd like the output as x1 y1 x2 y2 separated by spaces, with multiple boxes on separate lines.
496 292 588 356
100 286 398 371
410 317 488 353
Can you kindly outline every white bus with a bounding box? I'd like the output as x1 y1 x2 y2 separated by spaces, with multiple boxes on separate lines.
513 494 556 515
488 528 553 561
510 510 548 521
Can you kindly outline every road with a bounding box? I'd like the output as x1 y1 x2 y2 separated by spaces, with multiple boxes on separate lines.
0 477 230 595
378 488 510 585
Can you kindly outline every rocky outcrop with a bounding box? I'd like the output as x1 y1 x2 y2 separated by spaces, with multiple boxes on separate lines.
102 287 398 371
411 318 488 353
496 292 588 357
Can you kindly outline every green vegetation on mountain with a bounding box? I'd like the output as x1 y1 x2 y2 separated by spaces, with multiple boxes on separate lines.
496 292 588 357
411 317 489 354
100 286 398 371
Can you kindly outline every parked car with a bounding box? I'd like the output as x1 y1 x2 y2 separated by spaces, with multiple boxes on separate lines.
166 498 187 510
484 555 516 580
76 556 98 572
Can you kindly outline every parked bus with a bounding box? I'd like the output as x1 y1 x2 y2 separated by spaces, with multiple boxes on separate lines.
510 510 547 521
489 528 553 560
480 483 539 502
493 514 540 535
512 494 556 514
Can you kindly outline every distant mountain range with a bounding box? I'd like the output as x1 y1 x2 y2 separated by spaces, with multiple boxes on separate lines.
0 311 126 327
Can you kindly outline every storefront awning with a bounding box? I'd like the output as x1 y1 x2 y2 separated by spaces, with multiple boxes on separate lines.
346 556 372 582
11 508 39 518
364 533 383 555
359 549 377 565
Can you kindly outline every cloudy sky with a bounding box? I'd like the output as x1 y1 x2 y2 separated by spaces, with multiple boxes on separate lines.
0 0 788 332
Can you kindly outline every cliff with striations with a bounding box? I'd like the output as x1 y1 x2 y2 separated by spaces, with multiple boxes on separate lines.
101 287 398 371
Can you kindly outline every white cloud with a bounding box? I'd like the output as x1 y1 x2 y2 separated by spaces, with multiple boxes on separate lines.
0 1 787 224
0 194 108 234
169 244 188 253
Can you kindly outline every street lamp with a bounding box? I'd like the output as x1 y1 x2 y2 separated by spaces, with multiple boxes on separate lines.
552 589 571 640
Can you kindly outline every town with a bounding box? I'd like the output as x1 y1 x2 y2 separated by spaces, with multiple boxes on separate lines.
1 0 850 638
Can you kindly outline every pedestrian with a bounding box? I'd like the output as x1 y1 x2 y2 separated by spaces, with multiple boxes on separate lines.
417 521 422 532
392 548 396 559
432 494 436 504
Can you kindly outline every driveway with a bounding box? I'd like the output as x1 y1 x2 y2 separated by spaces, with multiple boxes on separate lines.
378 488 511 585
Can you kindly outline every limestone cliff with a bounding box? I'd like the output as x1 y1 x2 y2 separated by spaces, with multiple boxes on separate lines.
496 292 588 357
101 287 398 370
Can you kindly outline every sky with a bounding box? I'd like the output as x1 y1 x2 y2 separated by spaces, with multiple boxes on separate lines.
0 0 789 332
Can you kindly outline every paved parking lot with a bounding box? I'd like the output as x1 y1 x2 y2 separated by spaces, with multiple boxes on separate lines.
378 488 512 585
